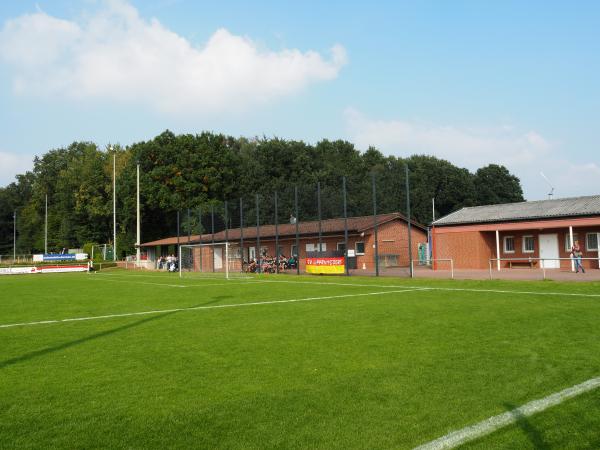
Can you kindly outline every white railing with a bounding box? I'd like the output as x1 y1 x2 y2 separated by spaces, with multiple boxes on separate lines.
488 257 600 280
411 258 454 279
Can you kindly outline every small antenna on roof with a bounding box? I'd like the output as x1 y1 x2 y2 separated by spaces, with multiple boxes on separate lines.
540 172 555 200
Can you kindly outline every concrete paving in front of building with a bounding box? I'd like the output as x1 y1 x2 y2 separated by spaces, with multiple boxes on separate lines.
413 268 600 282
346 266 600 282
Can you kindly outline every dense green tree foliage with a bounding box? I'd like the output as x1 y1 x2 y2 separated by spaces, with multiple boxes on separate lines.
0 131 524 256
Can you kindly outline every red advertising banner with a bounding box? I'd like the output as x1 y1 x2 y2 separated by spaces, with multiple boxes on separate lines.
306 257 345 274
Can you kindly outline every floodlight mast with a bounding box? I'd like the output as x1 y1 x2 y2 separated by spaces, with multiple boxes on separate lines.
540 172 555 200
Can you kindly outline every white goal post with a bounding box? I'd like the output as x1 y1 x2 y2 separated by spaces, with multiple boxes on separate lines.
178 242 244 279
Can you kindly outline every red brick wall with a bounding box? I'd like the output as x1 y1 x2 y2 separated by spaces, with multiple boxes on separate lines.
435 226 600 270
360 221 427 270
211 220 427 273
433 230 494 269
173 220 429 274
497 228 599 270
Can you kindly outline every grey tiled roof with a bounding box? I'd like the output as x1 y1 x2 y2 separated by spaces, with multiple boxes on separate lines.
433 195 600 226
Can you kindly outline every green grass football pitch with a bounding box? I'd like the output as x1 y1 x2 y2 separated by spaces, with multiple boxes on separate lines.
1 270 600 449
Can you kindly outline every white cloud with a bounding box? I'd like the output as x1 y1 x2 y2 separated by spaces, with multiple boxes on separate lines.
0 151 33 186
344 107 551 169
0 0 347 113
344 108 599 200
527 160 600 200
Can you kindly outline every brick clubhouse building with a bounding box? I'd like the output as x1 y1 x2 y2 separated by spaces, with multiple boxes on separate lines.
432 195 600 271
140 212 427 272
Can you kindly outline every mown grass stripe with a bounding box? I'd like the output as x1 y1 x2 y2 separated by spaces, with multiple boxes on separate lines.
0 288 424 329
413 376 600 450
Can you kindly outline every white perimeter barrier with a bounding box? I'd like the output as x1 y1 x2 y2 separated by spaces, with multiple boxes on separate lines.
0 264 88 275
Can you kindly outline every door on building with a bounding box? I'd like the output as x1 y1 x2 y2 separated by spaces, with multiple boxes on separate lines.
539 234 560 268
214 248 223 270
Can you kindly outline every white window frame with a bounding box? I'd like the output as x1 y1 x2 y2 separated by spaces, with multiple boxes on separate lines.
522 235 535 253
565 233 579 251
355 241 365 255
586 233 599 252
249 247 256 260
503 236 515 254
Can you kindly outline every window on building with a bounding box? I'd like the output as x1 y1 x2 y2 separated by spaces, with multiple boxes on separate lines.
249 247 256 260
587 233 599 252
565 233 579 251
306 243 326 252
522 235 535 253
503 236 515 253
355 242 365 255
291 245 298 257
337 242 346 251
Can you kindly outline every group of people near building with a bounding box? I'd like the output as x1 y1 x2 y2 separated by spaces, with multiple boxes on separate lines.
156 255 178 272
245 254 297 273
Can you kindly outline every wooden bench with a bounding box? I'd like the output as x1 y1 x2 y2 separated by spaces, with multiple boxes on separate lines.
508 259 537 269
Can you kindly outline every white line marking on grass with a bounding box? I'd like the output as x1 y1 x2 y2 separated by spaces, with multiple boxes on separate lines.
256 280 600 298
410 286 600 298
88 276 274 289
95 272 256 281
413 376 600 450
87 277 187 288
0 288 426 330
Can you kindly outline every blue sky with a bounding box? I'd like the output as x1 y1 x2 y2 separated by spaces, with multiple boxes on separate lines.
0 0 598 199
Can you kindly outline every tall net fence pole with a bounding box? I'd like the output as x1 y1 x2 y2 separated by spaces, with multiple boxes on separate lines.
13 210 17 261
275 191 279 274
211 205 215 272
224 201 229 246
372 173 379 276
343 176 349 276
256 194 261 273
295 186 300 275
239 198 244 271
406 164 413 278
198 207 203 271
187 208 191 243
176 210 180 262
317 182 322 254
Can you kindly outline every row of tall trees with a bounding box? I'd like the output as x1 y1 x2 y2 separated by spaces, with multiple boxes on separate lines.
0 130 523 256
